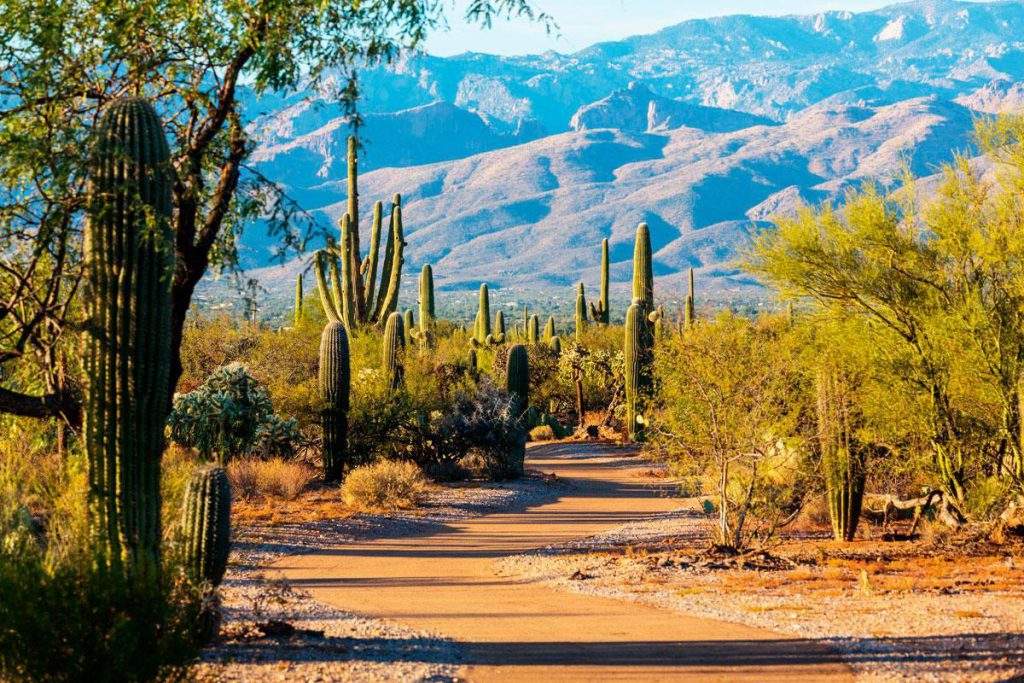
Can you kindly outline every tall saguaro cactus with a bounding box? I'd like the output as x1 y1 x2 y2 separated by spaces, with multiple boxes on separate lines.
313 135 404 328
624 303 644 441
181 464 232 586
527 314 540 345
575 283 588 341
506 344 530 418
319 321 351 482
83 97 174 577
632 223 654 315
543 316 556 343
383 311 406 390
685 267 695 330
472 283 492 347
589 238 610 324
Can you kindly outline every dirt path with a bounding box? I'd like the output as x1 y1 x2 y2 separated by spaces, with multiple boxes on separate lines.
275 443 852 681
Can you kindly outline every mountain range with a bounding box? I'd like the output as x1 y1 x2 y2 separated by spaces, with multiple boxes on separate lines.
225 0 1024 310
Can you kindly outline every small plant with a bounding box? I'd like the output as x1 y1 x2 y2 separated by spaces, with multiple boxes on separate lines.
529 425 556 441
341 460 428 512
228 458 317 501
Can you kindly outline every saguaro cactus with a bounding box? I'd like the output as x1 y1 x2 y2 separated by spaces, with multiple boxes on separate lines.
575 283 588 341
294 273 304 327
685 267 695 330
543 316 556 343
506 344 530 418
624 303 645 441
817 366 868 542
411 264 435 346
472 283 492 347
632 223 654 315
589 238 610 325
83 97 174 576
319 321 351 482
527 314 540 344
383 311 406 390
490 309 507 344
549 335 562 354
312 135 404 328
181 464 232 586
403 309 415 346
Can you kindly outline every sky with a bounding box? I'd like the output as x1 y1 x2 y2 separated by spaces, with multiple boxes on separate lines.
423 0 988 56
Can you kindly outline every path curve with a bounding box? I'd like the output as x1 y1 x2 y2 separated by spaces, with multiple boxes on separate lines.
275 443 852 681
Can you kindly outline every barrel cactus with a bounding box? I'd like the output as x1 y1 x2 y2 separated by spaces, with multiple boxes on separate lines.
589 238 610 325
319 321 350 482
83 97 174 575
383 311 406 390
181 464 232 586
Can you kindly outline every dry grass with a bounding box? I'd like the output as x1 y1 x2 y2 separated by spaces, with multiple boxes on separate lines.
228 458 317 501
341 459 428 512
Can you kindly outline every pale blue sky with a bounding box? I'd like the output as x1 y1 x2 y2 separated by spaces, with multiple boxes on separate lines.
424 0 987 56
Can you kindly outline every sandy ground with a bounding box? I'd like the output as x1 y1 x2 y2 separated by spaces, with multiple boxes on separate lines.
272 443 852 681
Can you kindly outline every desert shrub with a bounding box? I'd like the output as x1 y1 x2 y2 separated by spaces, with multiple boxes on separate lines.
529 425 556 442
168 363 300 463
228 458 317 500
341 460 428 511
432 381 527 480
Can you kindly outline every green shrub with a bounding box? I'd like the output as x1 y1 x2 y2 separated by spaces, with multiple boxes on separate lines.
341 460 428 511
529 425 556 441
168 363 300 463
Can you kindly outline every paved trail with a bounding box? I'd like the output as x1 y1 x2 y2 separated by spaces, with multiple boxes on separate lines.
275 443 852 681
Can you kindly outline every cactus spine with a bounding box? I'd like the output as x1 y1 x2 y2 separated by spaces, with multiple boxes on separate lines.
506 344 529 418
817 366 868 542
624 303 644 441
83 97 174 576
527 314 540 345
319 321 351 482
542 316 556 343
589 238 610 324
575 283 588 341
312 134 404 328
294 274 304 327
382 311 406 390
181 464 232 586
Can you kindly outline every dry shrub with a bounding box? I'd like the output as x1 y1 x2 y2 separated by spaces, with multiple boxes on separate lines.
228 458 316 500
529 425 556 442
341 460 427 512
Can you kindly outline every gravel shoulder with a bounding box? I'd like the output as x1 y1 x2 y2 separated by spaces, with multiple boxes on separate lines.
192 474 561 682
496 505 1024 682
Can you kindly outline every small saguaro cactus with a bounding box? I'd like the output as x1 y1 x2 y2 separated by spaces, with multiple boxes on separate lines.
527 314 540 345
624 303 644 441
403 309 415 346
468 347 479 374
589 238 610 325
312 136 405 329
294 273 304 327
575 283 588 341
543 316 556 343
472 283 492 347
181 464 232 586
489 309 507 344
411 264 435 346
382 311 406 390
649 304 666 338
319 320 351 482
83 97 175 576
506 344 530 418
685 267 695 329
817 365 869 542
549 335 562 355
